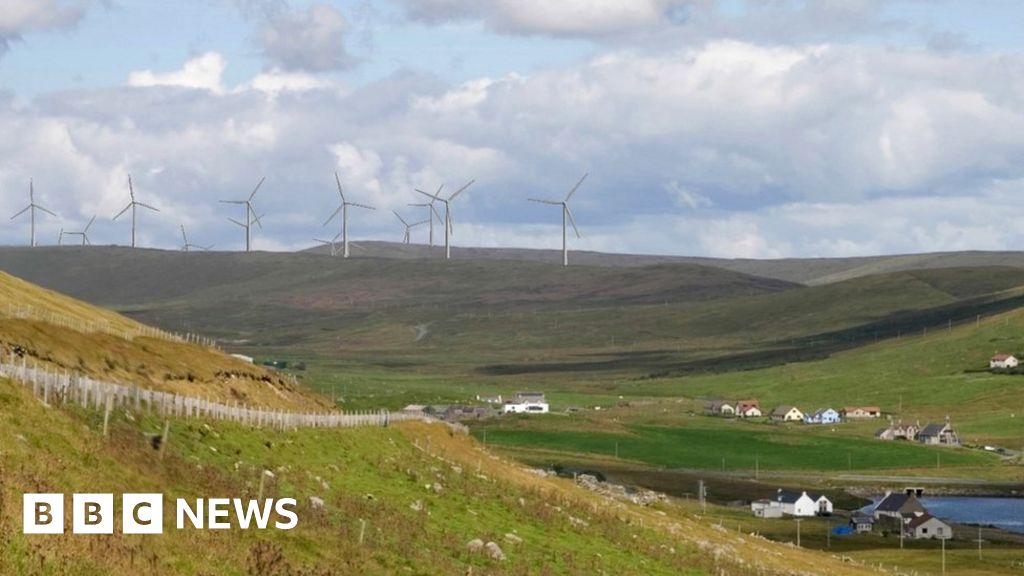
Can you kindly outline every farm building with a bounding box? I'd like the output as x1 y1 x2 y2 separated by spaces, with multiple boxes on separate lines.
770 405 804 422
905 513 953 540
772 489 833 517
918 420 960 446
872 491 926 520
989 354 1019 369
704 400 736 416
850 512 875 533
875 422 920 441
803 408 841 424
503 391 550 414
842 406 881 419
476 394 504 404
736 400 762 418
750 499 784 518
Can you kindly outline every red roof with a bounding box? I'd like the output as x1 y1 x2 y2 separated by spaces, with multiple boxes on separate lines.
991 354 1014 361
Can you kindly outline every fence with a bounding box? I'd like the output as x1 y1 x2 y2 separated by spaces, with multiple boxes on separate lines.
0 351 430 430
3 302 218 348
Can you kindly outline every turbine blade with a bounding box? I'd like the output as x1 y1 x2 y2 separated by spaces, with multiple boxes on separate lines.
528 198 561 205
10 205 30 220
393 210 409 226
323 205 343 227
430 204 443 223
136 202 160 212
565 172 588 202
181 224 187 244
113 203 131 220
36 205 57 217
84 235 92 246
448 179 474 201
335 172 346 203
349 202 375 210
128 174 135 201
331 230 343 242
202 244 214 251
252 212 265 229
412 219 430 227
85 216 96 232
220 199 246 205
249 176 265 201
565 204 581 238
229 218 247 228
415 189 440 201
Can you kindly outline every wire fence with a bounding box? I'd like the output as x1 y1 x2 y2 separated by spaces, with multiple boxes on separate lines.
3 302 218 348
0 351 431 430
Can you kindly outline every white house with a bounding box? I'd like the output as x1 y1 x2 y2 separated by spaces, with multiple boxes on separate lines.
906 513 953 540
503 391 550 414
990 354 1019 369
803 408 841 425
773 489 833 517
751 499 784 518
705 400 736 416
736 400 762 418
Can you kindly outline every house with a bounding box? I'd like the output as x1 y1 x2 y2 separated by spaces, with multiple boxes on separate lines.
503 391 550 414
402 404 427 414
989 354 1019 369
770 405 804 422
704 400 736 417
905 513 953 540
750 499 784 518
850 512 875 533
842 407 881 419
918 420 960 446
803 408 841 425
772 489 833 517
875 422 920 441
872 491 927 520
736 400 762 418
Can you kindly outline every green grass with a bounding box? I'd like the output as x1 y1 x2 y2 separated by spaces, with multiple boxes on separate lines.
471 417 996 473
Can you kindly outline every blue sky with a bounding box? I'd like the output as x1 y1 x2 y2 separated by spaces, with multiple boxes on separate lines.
3 0 1024 257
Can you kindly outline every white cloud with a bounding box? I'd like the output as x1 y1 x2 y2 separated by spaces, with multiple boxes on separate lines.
0 0 94 57
127 52 227 93
253 2 352 71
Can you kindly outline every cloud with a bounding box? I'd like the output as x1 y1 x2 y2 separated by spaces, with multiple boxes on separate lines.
0 0 95 58
6 41 1024 257
238 1 353 71
127 52 227 93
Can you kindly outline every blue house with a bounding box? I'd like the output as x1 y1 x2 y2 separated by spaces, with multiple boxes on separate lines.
804 408 841 424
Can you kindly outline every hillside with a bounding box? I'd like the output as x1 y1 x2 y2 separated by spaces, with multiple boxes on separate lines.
0 275 884 576
0 270 327 411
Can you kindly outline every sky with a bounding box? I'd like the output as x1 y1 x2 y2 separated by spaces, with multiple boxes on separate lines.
2 0 1024 258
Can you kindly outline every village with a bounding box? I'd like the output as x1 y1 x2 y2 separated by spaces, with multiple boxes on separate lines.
401 391 551 422
703 399 962 446
751 489 955 541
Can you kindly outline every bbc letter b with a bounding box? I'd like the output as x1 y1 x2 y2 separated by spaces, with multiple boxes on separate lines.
24 494 64 534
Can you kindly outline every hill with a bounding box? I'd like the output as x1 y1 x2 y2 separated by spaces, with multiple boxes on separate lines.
0 270 326 411
0 273 887 575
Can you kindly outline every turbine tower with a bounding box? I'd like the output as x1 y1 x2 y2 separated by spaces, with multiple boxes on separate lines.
392 211 428 244
415 179 474 259
313 232 343 257
409 185 444 247
528 173 587 267
113 175 160 248
220 177 264 252
63 216 96 247
10 180 56 247
324 173 375 258
180 224 212 252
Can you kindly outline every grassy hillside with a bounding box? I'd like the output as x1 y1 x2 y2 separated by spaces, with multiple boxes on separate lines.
0 374 888 576
0 271 326 411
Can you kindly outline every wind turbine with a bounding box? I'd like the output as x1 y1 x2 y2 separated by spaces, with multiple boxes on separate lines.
10 180 56 247
63 216 96 247
409 185 444 248
313 231 343 257
324 173 375 258
393 211 428 244
415 179 474 259
528 173 587 267
220 177 264 252
113 174 160 248
180 224 212 252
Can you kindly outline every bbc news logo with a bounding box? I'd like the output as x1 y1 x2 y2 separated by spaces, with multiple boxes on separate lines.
24 494 298 534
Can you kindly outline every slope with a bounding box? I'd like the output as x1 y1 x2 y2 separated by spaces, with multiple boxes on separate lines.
0 270 326 411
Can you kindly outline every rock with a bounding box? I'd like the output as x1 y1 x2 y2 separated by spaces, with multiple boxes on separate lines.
467 539 485 553
410 500 423 512
309 496 324 510
484 541 506 561
504 533 522 544
364 493 376 501
569 516 590 529
431 482 443 494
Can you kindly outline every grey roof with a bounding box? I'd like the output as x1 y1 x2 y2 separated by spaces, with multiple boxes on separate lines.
771 405 797 416
874 493 920 513
919 423 947 437
775 489 825 504
907 512 948 529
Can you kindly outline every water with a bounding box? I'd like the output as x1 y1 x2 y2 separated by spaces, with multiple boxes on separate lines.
862 496 1024 534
